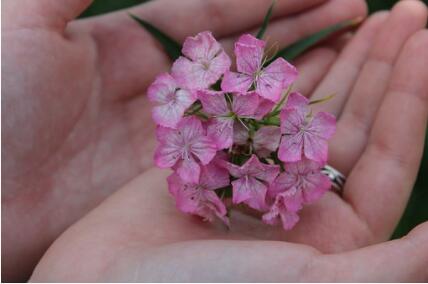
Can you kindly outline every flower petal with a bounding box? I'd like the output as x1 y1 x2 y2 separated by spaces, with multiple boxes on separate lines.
191 136 217 165
221 71 253 93
198 91 228 115
177 157 201 183
257 58 298 102
207 118 234 150
235 34 265 75
303 132 328 163
253 126 281 157
278 132 304 162
280 107 306 135
178 116 205 141
233 121 250 145
147 73 177 104
200 161 230 190
182 31 222 61
253 98 275 120
285 92 309 110
231 176 267 211
303 171 331 204
308 112 336 140
232 92 259 116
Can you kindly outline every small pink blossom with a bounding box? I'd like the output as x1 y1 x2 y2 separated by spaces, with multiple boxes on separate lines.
278 92 336 163
148 73 197 128
172 31 231 90
154 117 217 183
223 154 279 210
234 125 281 158
221 34 298 102
268 159 331 206
262 192 300 230
198 90 259 149
167 161 229 224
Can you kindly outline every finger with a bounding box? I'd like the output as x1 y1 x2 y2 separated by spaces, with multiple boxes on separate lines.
343 30 428 240
2 0 93 32
221 0 367 54
293 47 338 96
313 222 428 282
309 11 389 115
330 0 428 174
122 0 329 42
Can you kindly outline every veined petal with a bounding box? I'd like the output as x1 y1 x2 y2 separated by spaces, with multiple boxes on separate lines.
152 102 185 128
177 156 201 183
154 142 181 168
237 34 266 48
280 108 306 135
253 98 275 120
308 112 336 140
235 34 265 75
302 172 331 204
182 31 222 61
285 92 309 110
262 193 300 230
178 116 205 142
200 161 230 190
191 136 217 165
253 126 281 157
278 133 304 162
221 71 253 93
203 191 229 222
232 92 259 116
231 176 267 211
257 59 298 102
198 91 228 115
233 121 250 145
207 118 234 150
171 57 212 90
303 132 328 163
147 73 177 103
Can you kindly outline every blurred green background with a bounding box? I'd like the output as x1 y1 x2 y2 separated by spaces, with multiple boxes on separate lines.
80 0 428 238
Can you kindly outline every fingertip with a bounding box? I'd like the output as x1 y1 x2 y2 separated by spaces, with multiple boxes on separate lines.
392 0 428 25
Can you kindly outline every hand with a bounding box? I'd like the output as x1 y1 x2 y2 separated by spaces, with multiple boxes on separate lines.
1 0 369 281
27 0 428 282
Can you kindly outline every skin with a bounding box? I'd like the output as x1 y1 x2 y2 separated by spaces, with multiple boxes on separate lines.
2 0 428 281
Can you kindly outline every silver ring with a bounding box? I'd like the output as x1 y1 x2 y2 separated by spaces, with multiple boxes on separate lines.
321 165 346 195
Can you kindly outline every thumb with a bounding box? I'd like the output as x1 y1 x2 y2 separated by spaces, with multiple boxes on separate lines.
315 222 428 282
2 0 93 32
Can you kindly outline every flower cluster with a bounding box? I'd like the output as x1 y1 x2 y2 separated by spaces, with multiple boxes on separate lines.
150 31 336 230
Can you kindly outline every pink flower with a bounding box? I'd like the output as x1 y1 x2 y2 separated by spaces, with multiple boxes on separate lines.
154 117 217 183
221 34 298 102
172 31 231 90
167 161 230 225
278 92 336 163
268 159 331 206
234 125 281 158
262 193 300 230
148 73 197 128
223 154 279 210
198 90 259 149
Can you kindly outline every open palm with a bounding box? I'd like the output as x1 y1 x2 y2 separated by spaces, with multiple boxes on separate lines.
3 0 428 282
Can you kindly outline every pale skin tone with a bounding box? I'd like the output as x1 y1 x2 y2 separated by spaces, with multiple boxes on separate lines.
2 0 428 281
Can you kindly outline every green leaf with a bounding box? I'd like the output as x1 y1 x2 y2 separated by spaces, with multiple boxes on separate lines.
256 0 276 39
267 17 363 64
129 13 182 60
